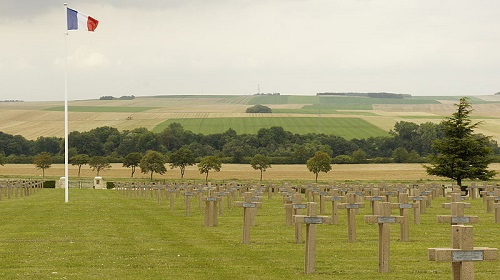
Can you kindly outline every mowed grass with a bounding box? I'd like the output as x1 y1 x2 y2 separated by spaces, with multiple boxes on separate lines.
1 188 500 279
153 117 389 139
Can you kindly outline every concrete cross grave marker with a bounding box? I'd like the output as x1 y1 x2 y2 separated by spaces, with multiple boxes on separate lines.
184 186 195 216
291 193 307 243
318 189 329 215
234 192 262 244
429 225 498 280
391 193 417 242
409 192 429 214
380 189 399 203
438 202 478 226
293 202 331 274
284 195 294 226
467 183 480 200
168 187 177 211
482 188 498 213
365 202 404 273
364 188 386 215
437 200 480 278
492 189 500 223
338 192 365 242
204 190 218 227
479 185 495 204
324 189 344 225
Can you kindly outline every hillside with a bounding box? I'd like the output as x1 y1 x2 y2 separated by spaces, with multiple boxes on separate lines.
1 95 499 141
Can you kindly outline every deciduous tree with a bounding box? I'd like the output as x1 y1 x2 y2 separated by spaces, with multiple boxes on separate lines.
306 151 332 182
140 150 166 180
89 156 111 176
123 152 142 178
197 156 221 184
250 154 271 182
33 152 52 179
70 154 90 177
169 147 195 179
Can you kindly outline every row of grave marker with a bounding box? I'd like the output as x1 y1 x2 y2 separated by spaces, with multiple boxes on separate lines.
114 181 499 276
0 179 43 201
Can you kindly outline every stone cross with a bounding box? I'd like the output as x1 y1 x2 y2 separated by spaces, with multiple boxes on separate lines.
482 188 498 213
429 225 498 280
293 202 331 274
381 189 398 203
284 194 294 226
492 189 500 223
467 183 479 199
290 193 308 243
338 193 365 242
438 202 478 226
234 192 262 244
365 202 404 273
324 189 344 225
479 185 495 204
168 187 177 211
364 188 386 215
204 190 218 227
184 186 195 216
409 192 429 214
391 193 416 242
318 190 329 214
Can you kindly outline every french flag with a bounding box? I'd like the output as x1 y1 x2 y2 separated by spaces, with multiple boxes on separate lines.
67 7 99 32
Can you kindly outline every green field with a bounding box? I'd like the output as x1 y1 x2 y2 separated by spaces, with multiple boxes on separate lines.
1 188 499 279
153 117 389 139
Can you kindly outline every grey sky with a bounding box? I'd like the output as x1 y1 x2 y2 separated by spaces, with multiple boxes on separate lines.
1 0 499 101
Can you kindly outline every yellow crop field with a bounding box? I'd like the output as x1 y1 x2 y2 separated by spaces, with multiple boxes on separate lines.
2 163 499 185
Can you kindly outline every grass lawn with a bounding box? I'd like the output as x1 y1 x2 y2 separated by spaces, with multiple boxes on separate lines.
1 187 499 279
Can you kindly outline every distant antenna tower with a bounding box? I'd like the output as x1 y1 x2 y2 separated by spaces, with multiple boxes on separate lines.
258 84 260 94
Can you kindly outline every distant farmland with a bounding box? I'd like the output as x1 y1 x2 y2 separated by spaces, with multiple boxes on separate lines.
0 94 499 140
153 117 389 139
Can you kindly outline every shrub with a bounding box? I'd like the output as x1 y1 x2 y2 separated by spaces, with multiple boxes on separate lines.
106 182 115 189
333 155 354 164
246 104 272 113
43 180 56 188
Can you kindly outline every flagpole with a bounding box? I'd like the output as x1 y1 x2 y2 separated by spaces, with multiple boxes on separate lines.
63 3 69 203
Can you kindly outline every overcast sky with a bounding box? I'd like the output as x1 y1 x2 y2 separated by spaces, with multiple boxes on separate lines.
1 0 499 101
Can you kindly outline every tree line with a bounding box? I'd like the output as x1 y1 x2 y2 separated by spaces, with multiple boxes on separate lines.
0 120 499 166
1 98 498 185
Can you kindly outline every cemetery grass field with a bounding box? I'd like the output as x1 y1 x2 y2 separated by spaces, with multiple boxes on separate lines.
1 188 500 279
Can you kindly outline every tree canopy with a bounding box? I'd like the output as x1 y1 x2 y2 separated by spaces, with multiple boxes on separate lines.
89 156 111 176
123 152 142 178
33 152 52 179
250 154 271 182
169 147 195 179
306 151 332 182
246 104 272 113
198 156 222 183
140 150 166 180
70 154 90 177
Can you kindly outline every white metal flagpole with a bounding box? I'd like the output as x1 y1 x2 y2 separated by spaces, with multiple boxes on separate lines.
63 3 69 203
